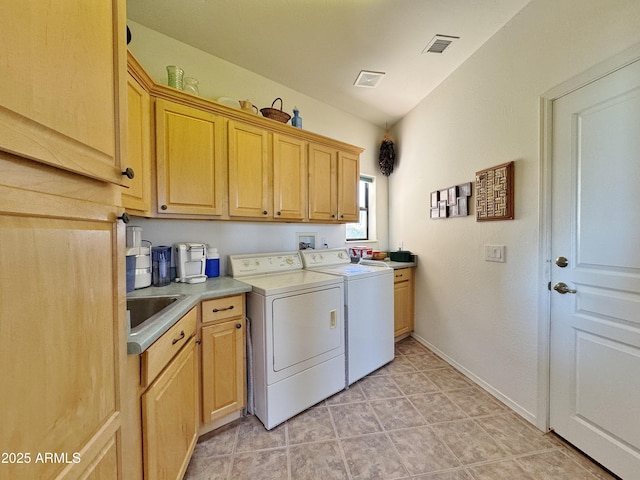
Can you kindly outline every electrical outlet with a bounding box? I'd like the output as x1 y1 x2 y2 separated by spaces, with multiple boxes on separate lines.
485 245 506 263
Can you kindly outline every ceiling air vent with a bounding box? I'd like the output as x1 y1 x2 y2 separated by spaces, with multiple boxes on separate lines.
354 70 386 88
422 34 459 54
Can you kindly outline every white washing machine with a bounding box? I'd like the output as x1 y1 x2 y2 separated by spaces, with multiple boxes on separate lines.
300 248 394 385
229 251 345 430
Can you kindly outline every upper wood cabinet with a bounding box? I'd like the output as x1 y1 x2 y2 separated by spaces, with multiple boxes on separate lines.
228 120 270 218
228 123 307 220
308 144 360 222
123 71 152 214
155 99 226 216
125 54 363 223
273 134 308 220
0 1 127 185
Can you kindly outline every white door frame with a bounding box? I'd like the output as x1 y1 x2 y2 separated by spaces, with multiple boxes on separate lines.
536 42 640 432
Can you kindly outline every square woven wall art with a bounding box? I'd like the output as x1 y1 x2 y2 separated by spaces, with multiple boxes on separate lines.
475 161 514 221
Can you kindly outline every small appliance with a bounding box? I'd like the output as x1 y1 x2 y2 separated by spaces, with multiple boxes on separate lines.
175 243 207 283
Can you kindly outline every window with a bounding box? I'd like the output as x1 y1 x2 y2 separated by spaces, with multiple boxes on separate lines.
346 176 373 241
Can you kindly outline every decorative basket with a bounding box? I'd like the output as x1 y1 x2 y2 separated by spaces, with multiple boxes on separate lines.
260 98 291 123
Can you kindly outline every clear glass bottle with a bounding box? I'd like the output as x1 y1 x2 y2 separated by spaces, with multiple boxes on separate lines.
183 77 199 96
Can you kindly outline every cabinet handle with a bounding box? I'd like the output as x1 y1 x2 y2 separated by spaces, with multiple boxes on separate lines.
236 323 242 329
160 204 168 210
118 212 130 224
121 167 135 179
212 305 234 313
172 330 185 345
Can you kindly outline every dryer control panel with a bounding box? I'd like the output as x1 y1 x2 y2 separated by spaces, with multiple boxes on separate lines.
229 251 302 277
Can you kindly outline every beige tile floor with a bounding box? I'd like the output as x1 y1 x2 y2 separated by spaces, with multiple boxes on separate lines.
184 337 620 480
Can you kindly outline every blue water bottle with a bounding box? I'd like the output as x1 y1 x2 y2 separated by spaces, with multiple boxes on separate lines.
205 247 220 278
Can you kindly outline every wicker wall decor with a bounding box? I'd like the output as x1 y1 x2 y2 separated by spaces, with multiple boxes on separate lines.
475 161 514 221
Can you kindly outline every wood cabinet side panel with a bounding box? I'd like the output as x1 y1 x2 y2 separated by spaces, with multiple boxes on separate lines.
0 212 123 479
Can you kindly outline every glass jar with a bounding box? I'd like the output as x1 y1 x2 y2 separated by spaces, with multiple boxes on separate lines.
183 77 199 96
166 65 184 90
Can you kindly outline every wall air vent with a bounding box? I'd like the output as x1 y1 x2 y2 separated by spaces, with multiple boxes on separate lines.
422 34 459 54
354 70 386 88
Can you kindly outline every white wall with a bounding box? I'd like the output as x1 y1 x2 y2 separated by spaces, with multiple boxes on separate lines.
390 0 640 427
126 21 389 255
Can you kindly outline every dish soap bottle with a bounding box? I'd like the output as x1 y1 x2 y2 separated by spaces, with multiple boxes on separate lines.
205 246 220 278
291 107 302 128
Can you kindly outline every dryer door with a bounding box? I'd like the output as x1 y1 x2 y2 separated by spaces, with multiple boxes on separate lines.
269 285 344 381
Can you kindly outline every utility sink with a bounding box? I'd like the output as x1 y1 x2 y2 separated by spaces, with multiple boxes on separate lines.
127 295 186 330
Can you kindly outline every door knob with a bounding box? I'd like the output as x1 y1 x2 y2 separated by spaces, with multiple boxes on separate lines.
553 282 577 294
555 256 568 268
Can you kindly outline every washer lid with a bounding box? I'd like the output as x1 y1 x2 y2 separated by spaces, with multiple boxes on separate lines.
313 263 391 278
238 270 342 296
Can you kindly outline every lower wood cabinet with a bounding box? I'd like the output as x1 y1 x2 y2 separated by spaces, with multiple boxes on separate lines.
140 307 199 480
200 295 247 429
394 268 415 337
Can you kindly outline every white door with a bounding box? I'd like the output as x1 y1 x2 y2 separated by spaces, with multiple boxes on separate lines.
550 58 640 479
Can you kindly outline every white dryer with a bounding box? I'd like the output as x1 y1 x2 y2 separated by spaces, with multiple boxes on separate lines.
301 248 394 385
229 251 345 430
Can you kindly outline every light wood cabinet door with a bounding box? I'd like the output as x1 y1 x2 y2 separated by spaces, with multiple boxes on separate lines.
0 157 125 479
308 143 338 221
273 134 307 220
123 72 152 214
393 268 415 337
338 151 360 222
201 318 246 424
228 120 270 218
142 337 198 480
155 99 226 216
0 1 126 185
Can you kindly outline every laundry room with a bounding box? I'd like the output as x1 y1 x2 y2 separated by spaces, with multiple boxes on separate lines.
2 1 640 479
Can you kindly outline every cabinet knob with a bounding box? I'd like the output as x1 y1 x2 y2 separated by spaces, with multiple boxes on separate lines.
121 167 135 179
235 323 242 329
331 214 336 218
340 214 344 219
118 212 130 224
277 211 281 216
262 210 268 215
160 204 168 211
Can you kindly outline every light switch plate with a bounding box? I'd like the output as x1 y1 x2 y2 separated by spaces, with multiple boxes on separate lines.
485 245 506 263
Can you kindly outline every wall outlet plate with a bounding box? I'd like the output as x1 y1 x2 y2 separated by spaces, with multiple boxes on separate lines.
485 245 506 263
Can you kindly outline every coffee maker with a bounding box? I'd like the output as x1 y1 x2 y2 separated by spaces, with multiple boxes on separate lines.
174 243 207 284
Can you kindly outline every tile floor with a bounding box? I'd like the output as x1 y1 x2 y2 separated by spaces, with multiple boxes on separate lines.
184 337 619 480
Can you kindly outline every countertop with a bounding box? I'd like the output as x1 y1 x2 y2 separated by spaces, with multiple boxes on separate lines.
126 276 251 354
384 258 418 269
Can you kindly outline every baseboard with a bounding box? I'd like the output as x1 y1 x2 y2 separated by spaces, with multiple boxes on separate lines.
409 332 540 429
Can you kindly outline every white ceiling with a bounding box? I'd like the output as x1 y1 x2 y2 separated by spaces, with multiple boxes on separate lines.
127 0 531 128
